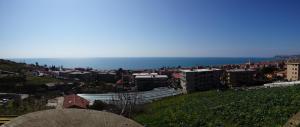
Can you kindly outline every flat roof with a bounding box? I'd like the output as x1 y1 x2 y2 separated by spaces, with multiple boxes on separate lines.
69 72 90 75
132 73 158 76
135 75 168 79
287 63 300 65
180 68 221 73
98 72 116 75
227 69 255 72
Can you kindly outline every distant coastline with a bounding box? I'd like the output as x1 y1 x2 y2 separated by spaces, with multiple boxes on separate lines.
8 57 273 70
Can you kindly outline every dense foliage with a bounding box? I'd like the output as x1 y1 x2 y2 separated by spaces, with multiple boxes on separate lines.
134 86 300 127
0 96 51 115
25 76 60 85
260 66 278 74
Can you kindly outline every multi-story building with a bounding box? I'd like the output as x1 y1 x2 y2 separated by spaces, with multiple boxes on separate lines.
287 62 300 81
171 73 182 88
180 69 222 93
68 71 92 81
97 72 116 83
226 69 256 87
133 73 168 91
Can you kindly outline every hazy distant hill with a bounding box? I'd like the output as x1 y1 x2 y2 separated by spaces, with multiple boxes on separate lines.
274 55 300 59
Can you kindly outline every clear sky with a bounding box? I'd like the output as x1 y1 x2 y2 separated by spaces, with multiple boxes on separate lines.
0 0 299 58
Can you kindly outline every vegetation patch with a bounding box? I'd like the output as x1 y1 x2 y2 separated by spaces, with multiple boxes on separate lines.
0 96 52 115
25 76 60 85
134 86 300 127
0 60 27 73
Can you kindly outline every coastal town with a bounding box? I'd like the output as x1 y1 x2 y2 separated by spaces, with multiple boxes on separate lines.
2 0 300 126
1 56 300 125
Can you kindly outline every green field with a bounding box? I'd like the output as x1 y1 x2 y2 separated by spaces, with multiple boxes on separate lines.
25 76 60 85
134 86 300 127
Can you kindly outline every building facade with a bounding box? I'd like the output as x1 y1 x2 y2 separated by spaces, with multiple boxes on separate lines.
133 73 168 91
180 69 222 93
287 63 300 81
226 69 256 87
97 72 116 83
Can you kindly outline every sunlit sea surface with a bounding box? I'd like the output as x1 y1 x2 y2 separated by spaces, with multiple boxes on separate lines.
10 57 273 70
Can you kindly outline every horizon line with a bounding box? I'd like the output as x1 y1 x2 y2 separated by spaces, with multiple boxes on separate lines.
2 56 274 59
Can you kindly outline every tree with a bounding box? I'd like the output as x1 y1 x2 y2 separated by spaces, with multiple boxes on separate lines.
112 91 142 118
260 66 277 74
116 68 124 80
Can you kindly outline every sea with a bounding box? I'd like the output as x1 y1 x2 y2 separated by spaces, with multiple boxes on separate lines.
10 57 273 70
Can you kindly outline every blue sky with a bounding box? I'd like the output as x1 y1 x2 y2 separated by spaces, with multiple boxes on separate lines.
0 0 299 58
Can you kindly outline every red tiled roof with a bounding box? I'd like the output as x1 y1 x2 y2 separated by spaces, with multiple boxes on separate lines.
116 79 123 85
172 73 182 79
63 94 89 109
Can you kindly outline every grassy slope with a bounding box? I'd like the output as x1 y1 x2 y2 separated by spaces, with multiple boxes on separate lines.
25 76 60 85
0 59 61 85
0 59 27 72
134 86 300 127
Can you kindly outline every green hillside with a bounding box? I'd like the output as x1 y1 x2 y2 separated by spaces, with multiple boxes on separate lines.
25 76 60 85
0 59 60 85
0 59 27 73
134 86 300 127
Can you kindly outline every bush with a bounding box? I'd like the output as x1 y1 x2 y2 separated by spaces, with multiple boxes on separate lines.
89 100 108 110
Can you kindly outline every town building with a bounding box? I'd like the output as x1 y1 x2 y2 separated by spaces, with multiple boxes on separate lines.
171 73 182 88
0 70 20 78
68 71 92 81
276 70 287 80
287 62 300 81
133 73 168 91
97 72 116 83
46 96 64 109
180 69 223 93
115 75 132 91
0 70 25 84
226 69 256 87
63 94 89 109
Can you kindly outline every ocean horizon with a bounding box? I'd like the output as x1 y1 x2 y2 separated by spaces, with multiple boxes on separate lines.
9 57 273 70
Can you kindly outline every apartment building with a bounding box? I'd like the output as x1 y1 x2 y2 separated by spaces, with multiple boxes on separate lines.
133 73 168 91
226 69 256 87
97 72 116 83
287 62 300 81
180 69 222 93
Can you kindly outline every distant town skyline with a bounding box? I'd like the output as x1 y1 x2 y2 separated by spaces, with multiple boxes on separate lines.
0 0 300 58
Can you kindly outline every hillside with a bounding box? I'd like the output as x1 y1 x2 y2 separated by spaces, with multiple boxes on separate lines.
134 86 300 127
0 59 27 73
0 59 60 86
